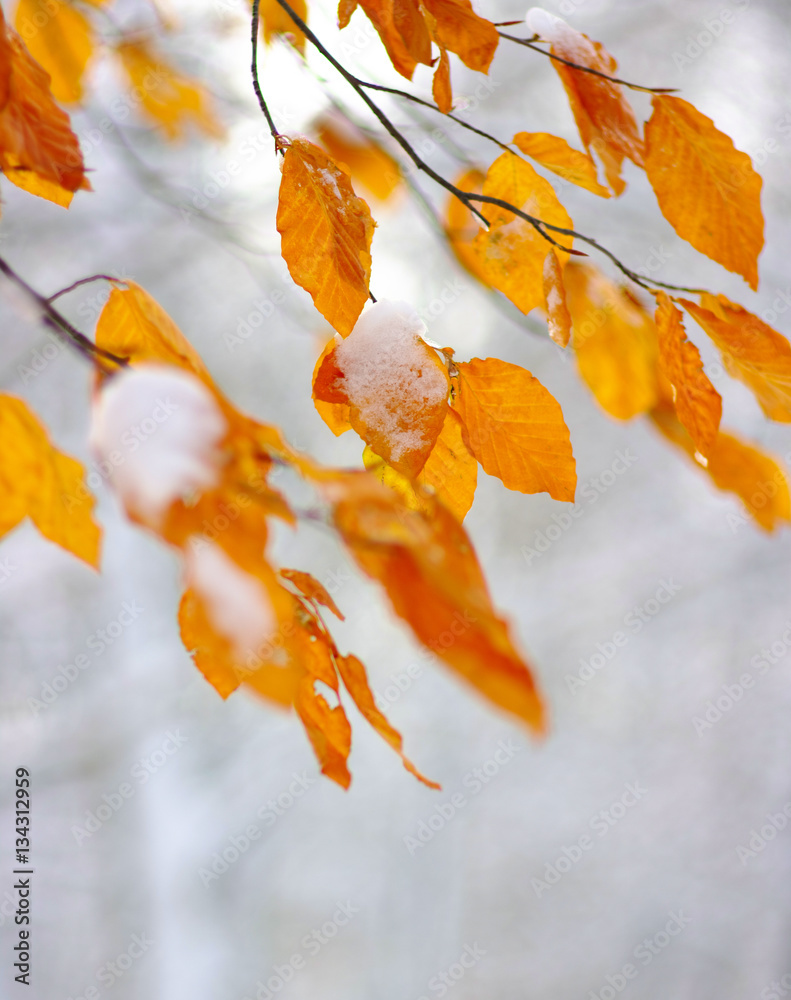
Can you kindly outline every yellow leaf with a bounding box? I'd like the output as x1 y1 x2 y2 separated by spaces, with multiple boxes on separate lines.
432 45 452 113
258 0 306 53
295 674 352 788
312 335 352 436
526 9 644 195
315 114 400 202
473 151 573 315
645 96 763 291
0 394 101 567
444 167 489 285
322 472 545 731
680 294 791 423
542 248 572 348
277 137 375 337
453 357 576 501
15 0 94 104
512 131 610 198
421 0 497 73
417 406 477 520
564 263 659 419
116 41 224 141
654 292 721 457
336 652 440 788
651 401 790 532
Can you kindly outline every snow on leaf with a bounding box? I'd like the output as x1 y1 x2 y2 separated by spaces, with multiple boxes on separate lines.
473 151 573 315
453 357 576 501
312 301 450 477
654 292 721 457
512 131 610 198
0 393 101 567
277 137 375 337
645 96 763 291
525 8 644 195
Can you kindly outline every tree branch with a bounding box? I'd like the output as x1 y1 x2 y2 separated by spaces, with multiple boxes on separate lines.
251 0 281 145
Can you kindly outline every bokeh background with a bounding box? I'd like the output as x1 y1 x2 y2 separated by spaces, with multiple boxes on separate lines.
2 0 791 997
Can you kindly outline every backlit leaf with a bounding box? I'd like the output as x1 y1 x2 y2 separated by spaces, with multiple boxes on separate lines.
342 0 431 79
0 393 101 567
312 335 352 436
295 673 352 788
421 0 497 73
473 151 573 315
15 0 94 104
444 167 489 285
417 406 477 520
645 96 763 291
542 248 572 347
259 0 307 53
512 131 610 198
564 263 659 419
655 292 721 457
277 137 375 337
280 567 345 620
452 357 576 501
432 44 452 113
315 113 400 201
680 295 791 423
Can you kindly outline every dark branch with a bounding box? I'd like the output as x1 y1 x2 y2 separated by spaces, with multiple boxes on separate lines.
251 0 281 144
46 274 125 303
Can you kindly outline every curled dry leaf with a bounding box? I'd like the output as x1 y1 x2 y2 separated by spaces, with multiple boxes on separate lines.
453 357 576 501
473 151 573 315
277 137 375 337
0 393 101 567
645 96 763 291
564 263 659 420
654 292 721 458
525 8 644 195
680 295 791 423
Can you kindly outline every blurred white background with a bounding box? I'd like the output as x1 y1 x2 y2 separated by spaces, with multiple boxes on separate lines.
1 0 791 997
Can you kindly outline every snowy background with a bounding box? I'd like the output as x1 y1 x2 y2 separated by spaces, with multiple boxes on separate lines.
1 0 791 997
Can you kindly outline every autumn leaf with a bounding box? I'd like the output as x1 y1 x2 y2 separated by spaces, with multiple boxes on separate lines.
564 263 658 420
525 9 644 195
312 335 352 436
335 653 440 788
258 0 307 53
0 393 101 567
0 5 88 204
342 0 431 79
295 675 352 788
444 168 489 285
512 131 610 198
654 292 721 457
452 357 576 501
14 0 95 104
542 249 572 348
312 301 450 477
116 41 224 141
422 0 497 73
651 400 790 532
321 473 545 731
680 295 791 423
644 96 763 291
432 44 452 113
280 567 345 620
473 151 573 315
277 137 375 337
315 113 400 201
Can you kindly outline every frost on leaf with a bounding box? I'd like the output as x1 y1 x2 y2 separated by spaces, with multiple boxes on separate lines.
313 301 450 477
90 365 228 529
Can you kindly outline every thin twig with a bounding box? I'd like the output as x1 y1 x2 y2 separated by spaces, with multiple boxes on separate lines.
251 0 281 144
46 274 125 303
498 31 678 94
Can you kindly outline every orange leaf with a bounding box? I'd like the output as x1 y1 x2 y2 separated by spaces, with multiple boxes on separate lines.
512 131 610 198
473 151 573 315
277 137 375 337
15 0 94 104
417 406 477 520
0 393 101 567
526 9 644 195
0 6 88 204
421 0 497 73
343 0 431 79
336 653 439 788
116 42 224 141
680 295 791 423
452 357 575 501
654 292 721 457
444 167 489 285
651 401 790 532
432 45 452 113
312 301 450 477
542 248 572 347
280 567 345 620
258 0 307 53
178 586 245 699
315 113 400 201
645 96 763 291
564 263 659 419
295 676 352 788
322 473 545 730
312 335 352 436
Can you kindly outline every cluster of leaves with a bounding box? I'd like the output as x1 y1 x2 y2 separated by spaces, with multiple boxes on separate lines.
0 0 789 787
